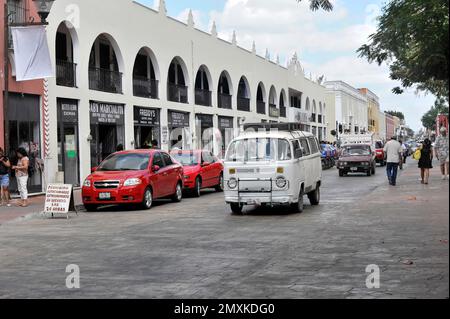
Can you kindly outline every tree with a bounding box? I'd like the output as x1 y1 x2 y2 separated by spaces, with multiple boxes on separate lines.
421 97 449 130
297 0 333 11
385 110 405 121
358 0 449 99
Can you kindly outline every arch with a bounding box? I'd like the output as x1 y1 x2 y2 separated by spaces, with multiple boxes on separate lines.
237 76 251 112
88 33 124 93
312 100 317 114
256 82 267 115
305 97 311 112
167 56 190 103
279 89 287 107
269 86 277 106
195 65 213 106
319 102 323 115
55 21 80 87
132 47 160 99
218 70 233 96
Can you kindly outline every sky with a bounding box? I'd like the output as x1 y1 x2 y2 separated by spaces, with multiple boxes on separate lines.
137 0 436 131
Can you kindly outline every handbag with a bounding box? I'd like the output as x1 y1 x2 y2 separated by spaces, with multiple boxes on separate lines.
413 149 421 161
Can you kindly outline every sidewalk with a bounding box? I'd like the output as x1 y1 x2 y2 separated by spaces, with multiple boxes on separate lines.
0 189 82 225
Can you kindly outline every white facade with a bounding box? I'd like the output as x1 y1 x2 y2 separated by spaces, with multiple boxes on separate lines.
378 110 387 141
43 0 327 187
324 81 369 138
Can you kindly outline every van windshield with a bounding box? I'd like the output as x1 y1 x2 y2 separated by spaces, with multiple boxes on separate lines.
225 138 292 162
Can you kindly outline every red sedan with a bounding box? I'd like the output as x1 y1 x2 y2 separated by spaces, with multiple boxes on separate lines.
171 150 224 197
82 150 183 211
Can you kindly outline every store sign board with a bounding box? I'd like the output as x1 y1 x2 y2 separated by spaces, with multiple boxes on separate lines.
169 111 190 127
60 102 78 123
44 184 77 218
134 106 160 126
218 116 234 129
90 101 125 125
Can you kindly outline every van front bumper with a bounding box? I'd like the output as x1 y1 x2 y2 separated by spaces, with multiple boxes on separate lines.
225 192 295 205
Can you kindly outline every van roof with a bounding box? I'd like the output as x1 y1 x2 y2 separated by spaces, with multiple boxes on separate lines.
233 130 314 141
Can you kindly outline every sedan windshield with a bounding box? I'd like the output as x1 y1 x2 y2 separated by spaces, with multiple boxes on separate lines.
342 145 371 156
97 153 150 171
226 138 292 162
171 152 199 166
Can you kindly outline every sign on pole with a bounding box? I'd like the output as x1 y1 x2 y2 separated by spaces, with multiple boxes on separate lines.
44 184 77 219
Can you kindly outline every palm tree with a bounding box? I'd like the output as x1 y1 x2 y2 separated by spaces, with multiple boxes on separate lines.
298 0 333 11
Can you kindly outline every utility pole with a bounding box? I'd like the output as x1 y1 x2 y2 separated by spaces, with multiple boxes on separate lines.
3 2 10 154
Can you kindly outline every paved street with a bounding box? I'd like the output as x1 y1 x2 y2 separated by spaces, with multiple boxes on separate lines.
0 160 448 299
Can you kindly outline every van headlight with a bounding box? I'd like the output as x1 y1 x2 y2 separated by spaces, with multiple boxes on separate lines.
227 178 238 189
276 176 287 189
83 179 91 187
124 178 142 186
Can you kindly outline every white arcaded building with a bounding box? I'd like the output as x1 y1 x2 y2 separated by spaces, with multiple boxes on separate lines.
43 0 328 187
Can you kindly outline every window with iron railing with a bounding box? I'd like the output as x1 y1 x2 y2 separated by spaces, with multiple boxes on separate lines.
195 89 212 106
56 60 77 87
7 0 30 48
237 97 250 112
89 67 123 94
218 93 232 109
168 83 188 104
133 76 159 99
257 101 266 115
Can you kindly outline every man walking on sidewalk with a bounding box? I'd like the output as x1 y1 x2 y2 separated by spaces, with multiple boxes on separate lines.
435 127 449 180
384 136 403 186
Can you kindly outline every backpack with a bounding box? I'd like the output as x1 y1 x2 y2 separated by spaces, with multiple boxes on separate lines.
413 149 421 161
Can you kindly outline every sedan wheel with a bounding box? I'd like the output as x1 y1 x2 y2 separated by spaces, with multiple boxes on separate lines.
172 183 183 202
141 188 153 210
193 178 201 198
215 174 224 192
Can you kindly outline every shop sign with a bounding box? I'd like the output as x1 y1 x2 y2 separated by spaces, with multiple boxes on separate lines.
134 106 160 126
169 111 190 127
60 101 78 123
90 101 125 125
219 117 233 129
196 114 213 127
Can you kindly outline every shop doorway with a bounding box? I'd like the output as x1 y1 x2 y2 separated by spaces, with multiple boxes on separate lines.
196 114 214 151
89 101 125 168
168 110 190 150
134 106 160 149
57 99 80 186
7 93 42 194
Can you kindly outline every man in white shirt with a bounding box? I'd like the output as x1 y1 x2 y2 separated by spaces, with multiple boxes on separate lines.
384 136 403 186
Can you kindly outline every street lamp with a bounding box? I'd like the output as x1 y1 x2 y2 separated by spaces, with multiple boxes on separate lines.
32 0 55 24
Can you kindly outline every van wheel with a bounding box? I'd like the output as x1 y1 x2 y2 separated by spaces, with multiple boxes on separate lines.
84 204 98 212
291 188 304 213
141 188 153 210
308 184 320 206
215 174 224 192
193 177 201 197
230 203 243 215
172 183 183 202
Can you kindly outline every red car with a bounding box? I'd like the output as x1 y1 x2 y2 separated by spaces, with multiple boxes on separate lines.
375 141 386 166
171 150 224 197
82 150 183 211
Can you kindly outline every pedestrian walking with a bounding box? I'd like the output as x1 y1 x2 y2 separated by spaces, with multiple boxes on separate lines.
0 147 12 207
419 139 433 185
384 136 403 186
434 127 449 180
11 148 29 207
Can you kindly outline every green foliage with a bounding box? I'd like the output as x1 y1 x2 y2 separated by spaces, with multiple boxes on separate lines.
421 97 449 130
385 110 405 121
358 0 449 99
297 0 333 11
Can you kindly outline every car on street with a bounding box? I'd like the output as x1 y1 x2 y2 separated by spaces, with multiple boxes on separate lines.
374 140 386 166
82 150 184 211
171 150 224 197
337 144 377 177
224 123 322 214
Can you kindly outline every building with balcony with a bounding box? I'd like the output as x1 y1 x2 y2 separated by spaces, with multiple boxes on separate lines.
359 88 381 139
34 0 328 187
324 81 369 142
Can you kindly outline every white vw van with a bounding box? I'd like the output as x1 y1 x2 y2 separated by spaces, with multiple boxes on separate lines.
223 123 322 214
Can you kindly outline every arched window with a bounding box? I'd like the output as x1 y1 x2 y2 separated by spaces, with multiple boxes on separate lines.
88 34 123 93
167 57 189 103
194 65 212 106
280 89 287 118
256 82 266 115
56 21 78 87
237 76 251 112
133 47 159 99
218 71 232 109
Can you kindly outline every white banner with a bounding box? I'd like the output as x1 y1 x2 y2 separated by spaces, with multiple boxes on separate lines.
11 25 54 81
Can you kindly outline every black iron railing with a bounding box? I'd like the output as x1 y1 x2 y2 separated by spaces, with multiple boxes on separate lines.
133 76 159 99
310 113 317 123
195 89 212 106
168 83 188 104
318 114 322 124
89 67 123 93
257 101 266 114
237 97 250 112
280 106 287 118
56 60 77 87
269 104 279 118
7 1 30 48
218 93 232 109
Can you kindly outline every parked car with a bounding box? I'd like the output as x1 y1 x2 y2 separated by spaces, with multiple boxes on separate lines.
224 123 322 214
82 150 184 211
171 150 224 197
337 144 376 177
374 141 386 166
